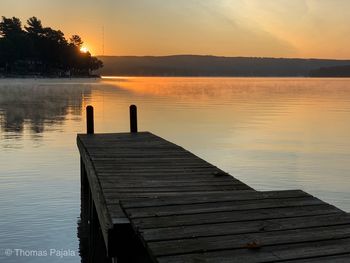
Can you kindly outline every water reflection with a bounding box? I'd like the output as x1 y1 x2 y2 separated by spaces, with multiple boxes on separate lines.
0 79 96 263
0 77 350 263
0 81 92 135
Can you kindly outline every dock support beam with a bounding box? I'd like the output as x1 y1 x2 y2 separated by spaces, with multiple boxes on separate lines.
86 105 94 134
130 105 138 133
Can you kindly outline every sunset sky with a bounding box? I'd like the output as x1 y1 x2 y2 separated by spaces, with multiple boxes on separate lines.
2 0 350 59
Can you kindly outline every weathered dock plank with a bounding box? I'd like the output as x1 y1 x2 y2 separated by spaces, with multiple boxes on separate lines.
128 204 342 229
138 213 350 241
155 237 350 263
122 196 325 218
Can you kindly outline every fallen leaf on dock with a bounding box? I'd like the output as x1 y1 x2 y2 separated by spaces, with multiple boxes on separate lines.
245 240 262 249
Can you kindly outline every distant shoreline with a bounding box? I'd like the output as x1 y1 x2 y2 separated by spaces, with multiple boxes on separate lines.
0 74 101 79
97 55 350 77
2 75 350 80
101 75 350 78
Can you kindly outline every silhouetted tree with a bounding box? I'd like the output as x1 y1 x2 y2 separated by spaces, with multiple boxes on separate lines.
25 17 44 35
0 17 27 72
70 35 83 48
90 57 104 71
0 16 23 37
0 16 103 76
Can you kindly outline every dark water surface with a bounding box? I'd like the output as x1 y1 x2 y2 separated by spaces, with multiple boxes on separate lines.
0 77 349 262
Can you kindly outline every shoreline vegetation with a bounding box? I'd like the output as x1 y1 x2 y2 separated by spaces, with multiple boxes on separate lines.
0 74 101 79
310 65 350 77
97 55 350 77
0 16 103 78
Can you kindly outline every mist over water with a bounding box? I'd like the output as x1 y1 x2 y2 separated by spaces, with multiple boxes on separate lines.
0 77 350 262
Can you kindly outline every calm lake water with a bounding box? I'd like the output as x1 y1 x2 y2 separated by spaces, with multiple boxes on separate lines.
0 77 350 262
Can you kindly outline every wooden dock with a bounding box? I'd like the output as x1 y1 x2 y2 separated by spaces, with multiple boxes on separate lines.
78 105 350 262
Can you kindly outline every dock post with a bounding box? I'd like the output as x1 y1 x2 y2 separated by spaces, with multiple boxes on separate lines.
86 105 94 134
130 105 138 133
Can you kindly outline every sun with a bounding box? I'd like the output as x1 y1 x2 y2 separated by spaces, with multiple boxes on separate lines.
80 46 89 53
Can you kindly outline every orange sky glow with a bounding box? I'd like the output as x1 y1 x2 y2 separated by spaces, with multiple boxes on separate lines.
2 0 350 59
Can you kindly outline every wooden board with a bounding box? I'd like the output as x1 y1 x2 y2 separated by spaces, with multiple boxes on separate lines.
120 191 350 263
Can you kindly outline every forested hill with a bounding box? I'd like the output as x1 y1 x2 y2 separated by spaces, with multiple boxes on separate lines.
98 55 350 77
310 65 350 77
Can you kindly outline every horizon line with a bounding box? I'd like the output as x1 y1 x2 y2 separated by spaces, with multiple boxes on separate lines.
95 54 350 61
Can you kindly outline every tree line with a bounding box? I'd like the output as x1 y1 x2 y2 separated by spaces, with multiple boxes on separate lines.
0 16 103 77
